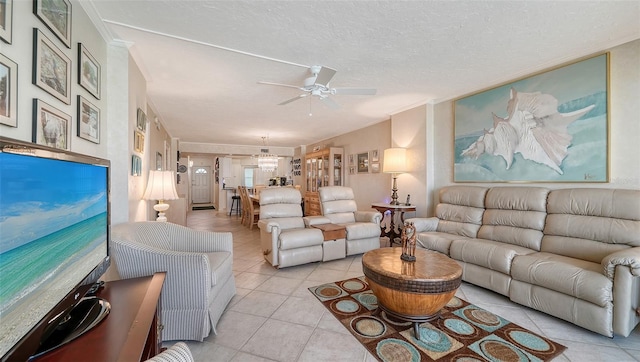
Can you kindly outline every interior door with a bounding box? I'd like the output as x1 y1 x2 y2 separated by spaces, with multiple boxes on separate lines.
192 166 211 204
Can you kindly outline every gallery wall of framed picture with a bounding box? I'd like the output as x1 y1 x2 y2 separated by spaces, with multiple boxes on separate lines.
1 0 109 156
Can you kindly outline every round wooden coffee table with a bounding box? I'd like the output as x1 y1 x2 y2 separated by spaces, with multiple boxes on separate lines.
362 247 462 340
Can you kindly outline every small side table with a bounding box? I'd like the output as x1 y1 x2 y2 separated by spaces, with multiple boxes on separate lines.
311 223 347 261
371 203 416 245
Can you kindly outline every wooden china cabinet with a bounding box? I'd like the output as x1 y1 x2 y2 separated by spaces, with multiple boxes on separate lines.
304 147 344 215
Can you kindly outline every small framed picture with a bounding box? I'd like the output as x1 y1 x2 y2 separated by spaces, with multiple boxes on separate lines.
131 155 142 176
78 43 101 99
156 152 163 170
357 152 369 173
77 95 100 143
136 108 146 131
371 162 380 173
0 0 13 44
349 166 355 175
34 0 72 48
349 154 355 166
33 29 71 104
0 53 18 127
371 149 379 163
134 130 145 153
32 98 71 150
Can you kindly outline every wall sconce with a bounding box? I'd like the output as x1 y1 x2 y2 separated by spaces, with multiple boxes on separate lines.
143 170 179 222
383 148 407 205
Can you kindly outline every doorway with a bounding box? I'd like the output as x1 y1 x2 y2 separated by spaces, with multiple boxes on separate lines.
192 166 211 204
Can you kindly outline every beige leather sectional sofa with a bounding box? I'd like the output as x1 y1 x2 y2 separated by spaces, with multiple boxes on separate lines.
407 186 640 337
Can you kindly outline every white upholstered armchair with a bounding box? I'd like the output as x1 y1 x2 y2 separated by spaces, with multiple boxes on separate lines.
258 187 325 268
318 186 383 255
110 222 236 342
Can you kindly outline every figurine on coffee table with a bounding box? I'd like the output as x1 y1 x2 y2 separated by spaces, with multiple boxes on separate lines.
401 222 417 262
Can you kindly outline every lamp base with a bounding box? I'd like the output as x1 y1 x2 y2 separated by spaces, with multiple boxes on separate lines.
153 202 170 222
390 175 400 205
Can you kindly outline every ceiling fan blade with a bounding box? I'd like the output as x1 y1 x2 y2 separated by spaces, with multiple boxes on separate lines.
320 96 340 109
258 81 303 90
278 94 309 105
332 88 377 95
314 66 337 87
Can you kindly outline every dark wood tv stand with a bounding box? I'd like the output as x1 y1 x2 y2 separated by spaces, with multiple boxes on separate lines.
34 273 166 362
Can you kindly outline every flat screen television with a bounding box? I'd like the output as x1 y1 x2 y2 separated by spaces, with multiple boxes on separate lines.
0 137 111 361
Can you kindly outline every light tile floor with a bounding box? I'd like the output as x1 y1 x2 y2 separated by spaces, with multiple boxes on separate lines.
177 209 640 362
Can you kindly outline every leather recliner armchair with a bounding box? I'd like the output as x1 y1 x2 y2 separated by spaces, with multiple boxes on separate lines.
258 187 325 268
318 186 382 255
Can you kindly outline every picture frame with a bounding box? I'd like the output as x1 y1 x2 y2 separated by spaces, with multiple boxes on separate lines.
156 152 163 171
357 152 369 173
371 162 380 173
371 149 379 163
0 53 18 127
0 0 13 44
131 155 142 176
78 43 101 99
77 95 99 143
34 0 71 48
164 141 171 170
136 108 146 131
33 28 71 104
348 154 355 166
349 166 355 175
134 130 144 153
32 98 71 150
454 53 609 183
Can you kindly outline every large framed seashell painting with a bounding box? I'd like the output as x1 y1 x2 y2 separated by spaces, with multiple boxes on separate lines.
454 53 608 182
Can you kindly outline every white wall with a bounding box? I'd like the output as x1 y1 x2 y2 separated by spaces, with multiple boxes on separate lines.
306 120 391 210
390 105 429 217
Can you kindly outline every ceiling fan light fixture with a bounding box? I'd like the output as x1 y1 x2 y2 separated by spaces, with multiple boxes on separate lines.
258 65 376 110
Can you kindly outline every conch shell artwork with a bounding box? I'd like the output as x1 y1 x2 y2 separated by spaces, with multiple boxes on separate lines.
461 88 595 175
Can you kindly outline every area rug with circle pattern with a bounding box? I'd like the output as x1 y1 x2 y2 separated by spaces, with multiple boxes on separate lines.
309 277 567 361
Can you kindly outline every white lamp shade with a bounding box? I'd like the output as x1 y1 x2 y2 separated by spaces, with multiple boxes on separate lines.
383 148 407 173
143 170 179 201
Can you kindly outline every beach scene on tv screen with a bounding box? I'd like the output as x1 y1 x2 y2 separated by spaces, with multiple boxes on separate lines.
0 153 108 356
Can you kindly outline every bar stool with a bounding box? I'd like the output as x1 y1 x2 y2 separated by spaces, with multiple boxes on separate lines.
229 191 241 216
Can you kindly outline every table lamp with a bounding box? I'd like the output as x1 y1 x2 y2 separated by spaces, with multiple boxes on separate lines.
143 170 179 222
383 148 407 205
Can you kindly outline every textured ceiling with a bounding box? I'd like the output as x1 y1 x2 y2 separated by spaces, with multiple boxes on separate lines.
85 1 640 149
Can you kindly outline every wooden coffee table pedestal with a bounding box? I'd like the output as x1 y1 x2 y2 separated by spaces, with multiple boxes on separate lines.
362 248 462 340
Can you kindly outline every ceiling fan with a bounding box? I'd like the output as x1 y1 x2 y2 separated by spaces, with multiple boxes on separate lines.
258 65 376 109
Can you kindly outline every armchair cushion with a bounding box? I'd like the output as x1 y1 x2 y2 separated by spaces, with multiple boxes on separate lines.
279 228 324 250
207 251 233 287
345 222 380 240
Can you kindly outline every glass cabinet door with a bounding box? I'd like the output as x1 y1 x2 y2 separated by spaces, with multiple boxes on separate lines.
333 154 342 185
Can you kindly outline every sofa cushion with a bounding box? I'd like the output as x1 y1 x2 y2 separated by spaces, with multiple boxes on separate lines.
436 204 484 237
416 232 469 255
450 238 535 275
477 187 548 251
278 228 324 250
433 186 488 238
543 188 640 262
207 251 233 287
511 252 612 307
